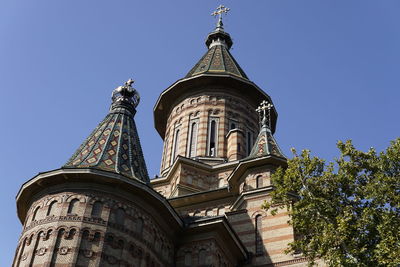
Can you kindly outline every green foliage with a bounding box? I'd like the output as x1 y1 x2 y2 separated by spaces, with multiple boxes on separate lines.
263 139 400 266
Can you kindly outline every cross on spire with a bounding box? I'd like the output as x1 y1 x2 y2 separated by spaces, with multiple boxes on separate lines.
256 100 274 129
211 5 230 28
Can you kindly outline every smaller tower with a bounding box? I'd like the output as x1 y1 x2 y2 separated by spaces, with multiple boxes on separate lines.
14 80 180 267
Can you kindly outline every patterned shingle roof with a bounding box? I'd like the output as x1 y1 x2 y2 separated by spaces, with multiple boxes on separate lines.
248 124 285 159
185 20 248 80
185 44 248 79
63 80 149 183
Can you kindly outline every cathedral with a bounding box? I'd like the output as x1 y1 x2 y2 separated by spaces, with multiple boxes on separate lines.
13 6 312 267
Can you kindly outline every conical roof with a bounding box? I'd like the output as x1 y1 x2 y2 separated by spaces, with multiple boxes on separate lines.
248 101 285 159
185 44 248 79
64 80 149 183
185 17 248 80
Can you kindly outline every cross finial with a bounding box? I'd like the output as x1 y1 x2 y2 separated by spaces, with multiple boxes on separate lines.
211 5 230 28
256 100 274 129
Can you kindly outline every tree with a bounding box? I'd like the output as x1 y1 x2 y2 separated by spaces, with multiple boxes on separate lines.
263 139 400 266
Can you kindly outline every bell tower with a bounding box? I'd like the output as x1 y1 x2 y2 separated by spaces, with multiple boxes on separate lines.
153 6 279 196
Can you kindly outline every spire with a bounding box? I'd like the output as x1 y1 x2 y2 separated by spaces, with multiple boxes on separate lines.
207 5 232 49
248 100 285 159
63 79 150 183
185 6 248 79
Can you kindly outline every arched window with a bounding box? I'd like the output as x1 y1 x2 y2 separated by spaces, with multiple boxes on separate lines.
31 206 40 222
118 239 124 249
68 229 77 239
198 249 207 265
115 208 125 225
82 230 90 240
91 201 103 217
193 210 201 217
205 209 213 216
93 232 101 242
67 199 79 214
184 252 192 266
105 234 114 243
136 218 144 233
256 175 263 188
47 201 57 216
255 215 263 255
208 119 218 156
188 122 198 158
171 128 180 164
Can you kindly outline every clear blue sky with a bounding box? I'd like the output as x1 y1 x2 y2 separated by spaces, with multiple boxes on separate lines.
1 1 399 265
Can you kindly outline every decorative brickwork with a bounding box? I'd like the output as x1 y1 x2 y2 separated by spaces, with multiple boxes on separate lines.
14 10 322 267
14 189 174 267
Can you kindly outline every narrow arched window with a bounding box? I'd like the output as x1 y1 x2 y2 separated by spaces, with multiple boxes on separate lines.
68 229 77 239
115 208 125 225
188 122 198 158
31 206 40 222
193 210 201 217
205 209 213 216
91 201 103 217
208 120 217 156
256 175 263 188
82 230 90 240
118 239 124 249
93 232 101 242
67 199 79 214
255 215 263 255
136 218 144 233
171 128 180 164
47 201 57 216
184 252 192 266
198 249 207 265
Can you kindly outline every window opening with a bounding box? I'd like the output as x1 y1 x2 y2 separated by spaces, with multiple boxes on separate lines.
208 118 219 157
171 128 180 164
67 199 79 214
91 201 103 217
188 121 198 158
255 215 263 255
47 201 57 216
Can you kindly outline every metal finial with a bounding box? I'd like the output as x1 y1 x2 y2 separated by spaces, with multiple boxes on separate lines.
211 5 230 29
256 100 273 129
112 78 140 109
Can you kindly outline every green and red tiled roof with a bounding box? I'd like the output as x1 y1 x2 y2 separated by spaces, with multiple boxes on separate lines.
185 17 248 80
64 80 149 183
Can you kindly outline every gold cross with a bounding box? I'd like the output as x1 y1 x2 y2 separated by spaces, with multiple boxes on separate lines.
211 5 230 20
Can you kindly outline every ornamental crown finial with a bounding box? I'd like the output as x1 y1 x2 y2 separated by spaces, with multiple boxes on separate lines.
111 78 140 109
